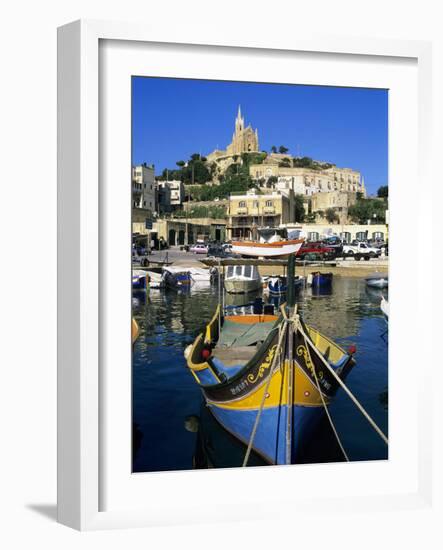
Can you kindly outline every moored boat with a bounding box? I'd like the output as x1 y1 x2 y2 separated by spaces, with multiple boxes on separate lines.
224 264 262 294
189 267 213 284
132 269 148 290
231 238 304 258
146 270 165 289
365 273 388 289
184 302 355 464
310 271 333 288
162 266 192 288
232 227 304 258
267 275 306 296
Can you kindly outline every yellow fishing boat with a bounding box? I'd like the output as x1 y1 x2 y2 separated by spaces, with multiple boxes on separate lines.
184 256 357 465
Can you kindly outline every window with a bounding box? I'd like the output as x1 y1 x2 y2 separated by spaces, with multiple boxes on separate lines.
253 201 259 208
244 266 252 278
227 266 234 278
265 200 273 207
234 266 243 277
239 201 246 208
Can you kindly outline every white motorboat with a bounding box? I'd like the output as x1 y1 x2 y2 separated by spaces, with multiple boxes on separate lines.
224 265 263 294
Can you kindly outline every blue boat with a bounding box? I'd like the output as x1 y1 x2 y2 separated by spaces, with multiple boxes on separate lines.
132 269 148 290
311 271 333 288
267 275 305 296
162 267 192 289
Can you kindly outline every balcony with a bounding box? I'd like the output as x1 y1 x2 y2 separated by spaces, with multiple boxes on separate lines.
236 208 248 215
263 206 275 214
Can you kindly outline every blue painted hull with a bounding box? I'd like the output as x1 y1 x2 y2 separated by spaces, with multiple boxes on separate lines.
268 277 304 296
268 279 287 295
209 403 324 465
311 273 333 288
132 276 147 290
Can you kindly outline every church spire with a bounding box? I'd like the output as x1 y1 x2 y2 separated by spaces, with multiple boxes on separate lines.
235 105 244 132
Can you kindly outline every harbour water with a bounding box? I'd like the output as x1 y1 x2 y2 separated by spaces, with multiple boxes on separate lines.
132 277 388 472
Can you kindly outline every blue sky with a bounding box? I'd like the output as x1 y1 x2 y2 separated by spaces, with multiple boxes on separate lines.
132 77 388 195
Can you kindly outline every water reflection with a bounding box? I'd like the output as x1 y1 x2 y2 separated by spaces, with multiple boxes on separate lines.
132 276 388 472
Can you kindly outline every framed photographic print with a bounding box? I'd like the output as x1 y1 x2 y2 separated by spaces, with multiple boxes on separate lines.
58 19 433 531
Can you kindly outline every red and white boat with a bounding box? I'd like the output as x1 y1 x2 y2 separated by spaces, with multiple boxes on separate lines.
231 238 304 258
231 228 304 258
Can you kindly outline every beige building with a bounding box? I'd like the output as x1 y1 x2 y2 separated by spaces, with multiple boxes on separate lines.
227 189 294 240
132 164 156 213
310 191 358 224
250 156 365 196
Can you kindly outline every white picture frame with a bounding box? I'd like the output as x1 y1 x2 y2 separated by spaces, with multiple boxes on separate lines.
57 19 434 531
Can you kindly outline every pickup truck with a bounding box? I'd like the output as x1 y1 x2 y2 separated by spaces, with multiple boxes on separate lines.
343 242 381 261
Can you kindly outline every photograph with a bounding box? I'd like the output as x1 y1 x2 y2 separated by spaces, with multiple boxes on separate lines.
131 77 389 472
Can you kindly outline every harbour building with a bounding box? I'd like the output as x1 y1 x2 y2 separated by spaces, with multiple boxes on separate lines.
227 189 294 240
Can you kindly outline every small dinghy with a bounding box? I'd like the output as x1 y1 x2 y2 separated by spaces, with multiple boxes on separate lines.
267 275 305 296
365 273 388 289
310 272 333 288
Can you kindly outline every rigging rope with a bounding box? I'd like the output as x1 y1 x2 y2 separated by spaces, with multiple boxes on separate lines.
301 325 350 461
242 321 287 467
298 322 389 446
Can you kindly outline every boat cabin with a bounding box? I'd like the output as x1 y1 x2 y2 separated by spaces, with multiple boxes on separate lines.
225 265 260 281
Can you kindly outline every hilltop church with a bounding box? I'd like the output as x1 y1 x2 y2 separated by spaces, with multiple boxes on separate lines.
206 106 259 164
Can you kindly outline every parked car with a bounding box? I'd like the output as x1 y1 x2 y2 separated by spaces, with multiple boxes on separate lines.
322 236 344 257
207 244 239 259
190 243 209 254
343 241 381 260
296 241 335 260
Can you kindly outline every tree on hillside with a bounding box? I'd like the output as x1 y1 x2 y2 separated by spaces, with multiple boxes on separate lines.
267 175 278 187
348 197 386 224
176 160 185 167
279 145 289 154
294 194 305 222
377 185 388 199
325 208 339 224
271 145 277 154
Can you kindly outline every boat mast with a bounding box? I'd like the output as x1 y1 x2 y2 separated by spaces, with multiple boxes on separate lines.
284 253 296 463
286 253 296 310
